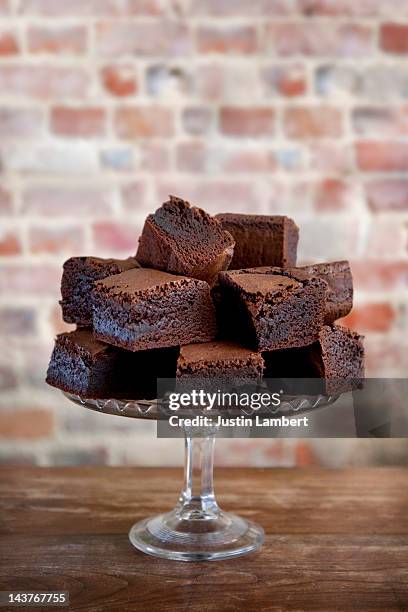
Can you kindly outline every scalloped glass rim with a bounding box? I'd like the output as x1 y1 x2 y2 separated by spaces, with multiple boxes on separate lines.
63 391 339 420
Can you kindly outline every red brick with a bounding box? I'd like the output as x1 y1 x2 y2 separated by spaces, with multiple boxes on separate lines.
197 26 257 54
28 225 85 254
261 64 307 97
22 187 112 216
125 0 166 15
0 187 12 215
19 0 122 16
0 265 61 295
0 409 53 439
0 108 44 139
140 143 170 171
352 107 408 137
0 229 21 256
381 24 408 54
28 25 87 55
356 142 408 172
0 65 88 99
220 107 275 137
121 181 147 212
284 107 343 139
365 180 408 212
314 179 355 211
298 0 407 16
295 441 319 466
177 142 277 173
308 143 353 173
222 149 277 172
92 221 139 253
196 64 263 102
101 65 137 97
114 107 174 139
51 107 106 138
341 303 396 333
155 180 258 214
182 106 212 135
96 21 191 57
0 307 36 336
176 142 207 172
264 22 373 57
191 0 288 16
350 261 408 291
0 31 19 55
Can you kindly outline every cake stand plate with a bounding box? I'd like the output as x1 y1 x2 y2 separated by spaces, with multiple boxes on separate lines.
63 391 338 561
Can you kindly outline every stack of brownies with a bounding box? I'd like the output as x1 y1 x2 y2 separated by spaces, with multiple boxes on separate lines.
46 196 364 400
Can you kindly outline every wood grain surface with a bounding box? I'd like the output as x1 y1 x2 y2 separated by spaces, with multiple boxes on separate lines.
0 467 407 611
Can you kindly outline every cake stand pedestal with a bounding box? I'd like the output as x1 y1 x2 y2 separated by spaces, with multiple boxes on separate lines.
130 423 264 561
63 391 338 562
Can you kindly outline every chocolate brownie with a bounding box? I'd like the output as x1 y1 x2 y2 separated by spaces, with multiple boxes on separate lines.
60 256 139 326
218 267 327 351
46 328 178 399
215 213 299 269
285 261 353 324
136 196 235 286
177 341 264 380
93 267 217 351
264 324 364 395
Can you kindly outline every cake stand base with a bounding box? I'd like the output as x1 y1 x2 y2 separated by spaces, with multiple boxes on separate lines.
129 423 264 561
129 510 264 562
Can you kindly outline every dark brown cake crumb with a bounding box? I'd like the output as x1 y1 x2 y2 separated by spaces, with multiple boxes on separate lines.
136 196 235 286
177 341 264 380
93 267 217 352
60 256 139 326
218 266 327 351
285 261 353 323
46 328 178 399
264 324 364 395
215 213 299 269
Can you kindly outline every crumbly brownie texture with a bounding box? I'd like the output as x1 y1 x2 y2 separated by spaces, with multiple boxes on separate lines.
93 267 217 352
215 213 299 269
286 261 353 324
46 328 178 399
136 196 235 286
60 256 139 326
218 267 327 351
264 324 364 395
177 341 264 380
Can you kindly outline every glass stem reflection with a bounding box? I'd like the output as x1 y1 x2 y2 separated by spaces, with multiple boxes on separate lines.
178 425 219 518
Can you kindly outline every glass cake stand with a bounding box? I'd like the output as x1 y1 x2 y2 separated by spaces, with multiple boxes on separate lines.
63 391 338 562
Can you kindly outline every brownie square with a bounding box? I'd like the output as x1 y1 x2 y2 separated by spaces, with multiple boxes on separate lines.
264 324 364 395
46 329 178 399
60 256 139 326
177 341 264 380
285 261 353 324
136 196 235 286
218 267 327 351
92 267 217 351
215 213 299 269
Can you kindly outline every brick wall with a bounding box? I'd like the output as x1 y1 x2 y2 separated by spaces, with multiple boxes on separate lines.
0 0 407 466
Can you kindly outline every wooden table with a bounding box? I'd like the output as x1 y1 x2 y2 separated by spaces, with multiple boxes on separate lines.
1 467 407 611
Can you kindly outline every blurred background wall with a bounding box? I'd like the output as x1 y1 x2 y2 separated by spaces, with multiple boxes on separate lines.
0 0 407 467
